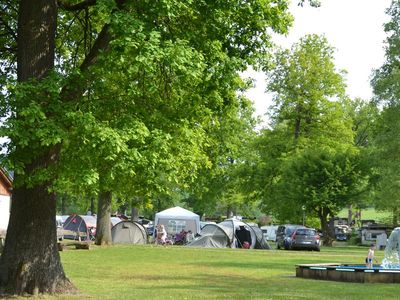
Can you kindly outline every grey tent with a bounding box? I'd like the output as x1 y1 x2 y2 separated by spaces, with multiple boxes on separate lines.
219 219 257 248
111 221 147 244
186 223 230 248
187 219 270 249
250 225 271 249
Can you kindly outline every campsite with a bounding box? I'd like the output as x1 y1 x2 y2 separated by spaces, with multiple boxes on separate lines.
3 244 396 300
3 1 400 298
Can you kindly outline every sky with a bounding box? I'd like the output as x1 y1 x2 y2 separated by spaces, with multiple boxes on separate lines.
244 0 392 122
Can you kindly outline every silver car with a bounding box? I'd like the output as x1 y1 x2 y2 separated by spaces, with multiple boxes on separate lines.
290 228 320 251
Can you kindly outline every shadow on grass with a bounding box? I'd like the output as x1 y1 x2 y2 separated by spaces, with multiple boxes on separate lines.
119 272 294 298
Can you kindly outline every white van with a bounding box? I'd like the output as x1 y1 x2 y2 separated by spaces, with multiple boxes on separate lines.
260 225 278 241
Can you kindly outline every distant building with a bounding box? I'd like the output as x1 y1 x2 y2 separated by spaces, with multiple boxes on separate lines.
0 168 12 238
360 224 393 246
334 217 348 226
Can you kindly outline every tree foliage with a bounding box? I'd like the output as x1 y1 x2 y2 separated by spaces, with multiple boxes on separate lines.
250 35 371 245
371 0 400 224
0 0 294 295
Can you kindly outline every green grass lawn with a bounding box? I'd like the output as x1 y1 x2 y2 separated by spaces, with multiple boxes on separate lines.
25 244 399 300
337 208 392 224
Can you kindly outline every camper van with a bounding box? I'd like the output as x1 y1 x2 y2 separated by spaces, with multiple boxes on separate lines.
260 225 278 242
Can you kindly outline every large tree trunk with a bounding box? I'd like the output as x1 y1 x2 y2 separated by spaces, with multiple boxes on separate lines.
318 209 335 247
90 197 95 215
0 174 74 295
347 205 353 226
131 207 139 222
294 103 302 139
226 205 234 219
0 0 75 295
95 191 112 245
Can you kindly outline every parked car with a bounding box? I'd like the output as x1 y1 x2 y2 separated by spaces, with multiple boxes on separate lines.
290 228 321 251
335 233 347 241
276 224 305 250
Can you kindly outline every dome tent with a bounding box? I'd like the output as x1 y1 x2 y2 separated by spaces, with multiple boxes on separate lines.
187 219 270 249
250 225 271 249
186 223 230 248
62 214 97 241
111 221 147 244
154 206 201 236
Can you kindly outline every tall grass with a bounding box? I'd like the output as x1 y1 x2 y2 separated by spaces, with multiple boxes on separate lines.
21 244 398 299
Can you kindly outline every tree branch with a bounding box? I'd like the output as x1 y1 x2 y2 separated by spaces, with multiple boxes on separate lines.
0 45 17 53
60 1 127 102
58 0 97 11
0 15 17 43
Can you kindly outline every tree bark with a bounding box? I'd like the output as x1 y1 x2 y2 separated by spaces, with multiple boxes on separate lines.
90 197 95 215
95 191 112 245
131 207 139 222
0 174 74 295
347 205 353 226
318 209 335 247
0 0 75 295
294 103 302 139
226 206 234 219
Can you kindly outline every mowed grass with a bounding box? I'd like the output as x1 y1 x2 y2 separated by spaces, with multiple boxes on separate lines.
12 244 392 300
337 208 391 223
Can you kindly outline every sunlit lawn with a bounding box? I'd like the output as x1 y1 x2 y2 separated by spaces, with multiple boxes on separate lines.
12 244 392 300
337 208 391 224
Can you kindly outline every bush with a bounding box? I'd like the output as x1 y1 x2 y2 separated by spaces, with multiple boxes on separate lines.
347 233 361 245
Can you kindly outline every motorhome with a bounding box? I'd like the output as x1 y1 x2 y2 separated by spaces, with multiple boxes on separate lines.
260 225 278 242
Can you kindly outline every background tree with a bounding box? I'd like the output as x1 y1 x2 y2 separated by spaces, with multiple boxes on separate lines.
0 0 75 295
341 98 379 224
371 0 400 225
251 35 369 245
184 90 258 219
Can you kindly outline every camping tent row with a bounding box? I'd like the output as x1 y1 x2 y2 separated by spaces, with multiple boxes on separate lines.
62 214 147 244
187 219 270 249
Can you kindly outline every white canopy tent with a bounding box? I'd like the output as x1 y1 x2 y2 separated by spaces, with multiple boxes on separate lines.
154 206 201 236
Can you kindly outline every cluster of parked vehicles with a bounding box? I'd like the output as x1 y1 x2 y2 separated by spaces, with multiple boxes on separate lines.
262 224 321 251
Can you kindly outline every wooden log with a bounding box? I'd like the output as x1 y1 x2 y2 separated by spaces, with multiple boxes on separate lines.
75 242 90 250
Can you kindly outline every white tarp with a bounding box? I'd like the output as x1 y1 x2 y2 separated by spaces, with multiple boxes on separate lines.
154 206 200 236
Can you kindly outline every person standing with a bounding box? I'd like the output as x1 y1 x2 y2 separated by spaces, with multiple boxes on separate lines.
366 243 377 268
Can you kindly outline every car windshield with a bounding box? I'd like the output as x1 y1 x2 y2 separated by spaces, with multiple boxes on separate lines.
285 227 297 235
295 229 316 236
